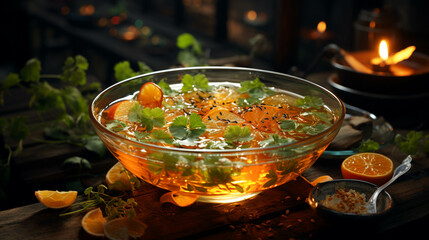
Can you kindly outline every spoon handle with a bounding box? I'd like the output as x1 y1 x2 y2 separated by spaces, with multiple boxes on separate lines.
368 155 413 206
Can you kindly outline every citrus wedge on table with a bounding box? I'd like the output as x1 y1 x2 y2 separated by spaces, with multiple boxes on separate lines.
81 208 107 237
106 100 137 121
341 152 394 186
106 162 133 191
160 191 199 207
104 217 147 240
35 190 77 209
137 82 163 108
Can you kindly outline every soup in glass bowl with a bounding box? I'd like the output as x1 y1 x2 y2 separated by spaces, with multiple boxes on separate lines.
90 66 345 203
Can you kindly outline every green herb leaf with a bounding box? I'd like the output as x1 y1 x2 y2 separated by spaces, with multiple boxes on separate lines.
85 136 107 157
358 139 380 152
181 73 211 92
260 134 295 147
223 125 253 142
128 104 165 131
295 96 324 108
20 58 41 83
263 170 278 188
169 113 206 140
279 120 296 131
106 120 127 132
157 79 174 95
394 131 424 155
150 130 173 144
177 33 202 55
114 61 152 82
2 73 21 89
61 55 88 86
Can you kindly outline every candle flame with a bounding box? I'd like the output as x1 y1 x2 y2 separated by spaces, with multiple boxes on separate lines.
317 21 327 33
387 46 416 65
379 40 389 61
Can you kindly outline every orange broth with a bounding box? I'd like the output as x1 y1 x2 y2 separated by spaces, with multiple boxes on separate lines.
97 80 337 198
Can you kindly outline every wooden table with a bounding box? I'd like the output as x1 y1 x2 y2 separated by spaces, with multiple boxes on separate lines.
1 75 429 239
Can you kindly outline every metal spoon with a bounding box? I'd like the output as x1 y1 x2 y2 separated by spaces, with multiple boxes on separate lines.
366 155 413 213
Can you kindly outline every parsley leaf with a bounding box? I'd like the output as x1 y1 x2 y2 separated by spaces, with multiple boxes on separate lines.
169 113 206 140
181 73 211 92
237 78 274 104
128 103 165 131
223 125 253 142
358 139 380 153
157 79 174 95
295 96 324 108
61 55 88 86
20 58 41 83
260 134 295 147
114 61 153 82
106 120 127 132
279 120 297 131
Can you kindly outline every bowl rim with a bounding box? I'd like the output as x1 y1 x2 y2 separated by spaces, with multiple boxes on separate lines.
90 66 346 154
309 179 393 217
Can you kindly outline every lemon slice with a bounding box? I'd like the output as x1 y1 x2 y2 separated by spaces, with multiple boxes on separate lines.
35 190 77 209
160 191 199 207
81 208 106 237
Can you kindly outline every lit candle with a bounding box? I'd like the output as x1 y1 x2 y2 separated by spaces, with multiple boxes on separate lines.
371 39 416 72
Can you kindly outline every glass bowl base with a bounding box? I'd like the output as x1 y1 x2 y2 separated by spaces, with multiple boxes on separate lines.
197 191 261 203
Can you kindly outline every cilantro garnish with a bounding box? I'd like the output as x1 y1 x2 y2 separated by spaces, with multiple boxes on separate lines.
157 78 175 95
237 77 274 105
113 61 152 82
128 103 165 131
223 125 253 142
260 134 295 147
181 73 211 92
106 120 127 132
279 120 297 131
295 96 324 108
169 113 206 140
394 131 429 156
358 139 380 153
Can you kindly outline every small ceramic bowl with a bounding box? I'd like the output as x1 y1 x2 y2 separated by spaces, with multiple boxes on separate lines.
308 179 393 223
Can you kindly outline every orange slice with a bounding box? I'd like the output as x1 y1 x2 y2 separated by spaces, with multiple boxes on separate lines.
241 105 281 133
341 153 394 186
81 208 107 237
106 162 133 191
160 191 199 207
137 82 163 108
202 107 245 137
309 175 334 186
106 100 137 121
35 190 77 209
104 217 147 240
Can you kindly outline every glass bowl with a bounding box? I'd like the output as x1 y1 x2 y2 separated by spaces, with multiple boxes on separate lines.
90 66 345 203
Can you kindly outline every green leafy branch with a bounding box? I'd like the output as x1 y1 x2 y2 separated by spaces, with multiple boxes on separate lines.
60 184 137 220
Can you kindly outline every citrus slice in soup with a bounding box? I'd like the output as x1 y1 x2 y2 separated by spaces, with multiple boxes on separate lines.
137 82 163 108
202 107 245 137
341 153 394 186
242 105 282 133
106 100 137 121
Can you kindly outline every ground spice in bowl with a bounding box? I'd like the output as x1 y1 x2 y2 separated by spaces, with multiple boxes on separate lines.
320 188 368 214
